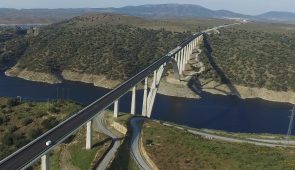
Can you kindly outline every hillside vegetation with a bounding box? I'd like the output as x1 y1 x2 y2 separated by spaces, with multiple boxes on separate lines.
2 13 294 93
12 13 190 80
0 28 27 70
0 98 81 160
199 24 295 92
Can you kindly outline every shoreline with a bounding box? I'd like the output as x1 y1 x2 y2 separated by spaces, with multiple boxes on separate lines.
4 68 295 105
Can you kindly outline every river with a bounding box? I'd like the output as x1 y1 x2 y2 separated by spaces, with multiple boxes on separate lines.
0 72 293 135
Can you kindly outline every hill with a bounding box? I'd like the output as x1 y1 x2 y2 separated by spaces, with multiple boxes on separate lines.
0 8 108 24
4 13 191 81
0 4 248 24
1 13 294 94
256 11 295 22
115 4 248 19
198 23 295 92
2 4 295 24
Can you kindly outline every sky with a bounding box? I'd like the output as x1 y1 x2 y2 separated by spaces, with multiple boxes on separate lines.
0 0 295 15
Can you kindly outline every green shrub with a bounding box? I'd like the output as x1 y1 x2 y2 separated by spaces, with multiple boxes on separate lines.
21 117 33 126
41 117 59 130
27 128 42 139
6 98 18 107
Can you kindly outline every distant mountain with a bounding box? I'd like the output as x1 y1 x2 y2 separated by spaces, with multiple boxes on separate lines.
256 11 295 22
0 8 107 24
0 4 295 24
115 4 248 19
0 4 250 24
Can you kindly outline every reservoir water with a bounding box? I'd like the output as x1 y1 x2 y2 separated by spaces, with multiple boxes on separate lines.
0 72 293 135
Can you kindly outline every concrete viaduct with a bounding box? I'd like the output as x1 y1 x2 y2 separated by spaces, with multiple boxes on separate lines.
0 30 208 170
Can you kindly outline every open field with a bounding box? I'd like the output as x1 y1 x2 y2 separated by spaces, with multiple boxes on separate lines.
142 120 295 170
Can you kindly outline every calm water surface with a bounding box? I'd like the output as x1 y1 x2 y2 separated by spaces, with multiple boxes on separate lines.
0 72 293 135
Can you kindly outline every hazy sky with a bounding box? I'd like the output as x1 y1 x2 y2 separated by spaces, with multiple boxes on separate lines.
1 0 295 15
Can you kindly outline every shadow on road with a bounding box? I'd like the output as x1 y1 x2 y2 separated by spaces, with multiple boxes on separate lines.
92 137 112 148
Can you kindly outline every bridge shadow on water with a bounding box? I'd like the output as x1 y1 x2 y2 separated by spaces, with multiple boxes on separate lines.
186 33 241 98
183 34 255 129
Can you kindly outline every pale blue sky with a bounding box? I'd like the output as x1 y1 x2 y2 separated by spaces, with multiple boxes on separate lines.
0 0 295 15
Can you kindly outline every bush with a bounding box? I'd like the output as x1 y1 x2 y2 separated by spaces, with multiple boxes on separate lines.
27 128 42 139
6 98 18 107
7 125 17 133
41 117 59 130
48 106 60 114
2 132 14 146
1 115 10 123
21 117 33 126
36 111 46 118
13 133 29 148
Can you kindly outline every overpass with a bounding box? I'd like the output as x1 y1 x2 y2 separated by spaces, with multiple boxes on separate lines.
0 24 237 170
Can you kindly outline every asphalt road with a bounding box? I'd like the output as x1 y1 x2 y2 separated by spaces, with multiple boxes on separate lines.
130 118 151 170
93 113 121 170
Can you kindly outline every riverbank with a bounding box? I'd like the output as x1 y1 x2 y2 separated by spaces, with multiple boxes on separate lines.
4 67 295 104
157 73 295 104
201 80 295 105
5 65 62 84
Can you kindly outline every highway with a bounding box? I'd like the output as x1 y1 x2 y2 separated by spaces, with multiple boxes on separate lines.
0 32 201 170
130 118 151 170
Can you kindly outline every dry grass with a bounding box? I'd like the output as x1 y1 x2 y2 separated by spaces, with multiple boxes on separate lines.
142 120 295 170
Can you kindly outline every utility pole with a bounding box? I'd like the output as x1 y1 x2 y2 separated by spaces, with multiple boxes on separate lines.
286 105 295 145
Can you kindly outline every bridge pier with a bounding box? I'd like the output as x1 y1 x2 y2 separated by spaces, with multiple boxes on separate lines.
142 77 148 116
114 100 119 117
187 45 190 63
146 65 164 118
177 37 202 76
86 120 92 150
182 47 186 73
178 50 181 73
175 52 180 69
180 49 184 74
131 86 136 115
152 70 157 88
41 154 50 170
